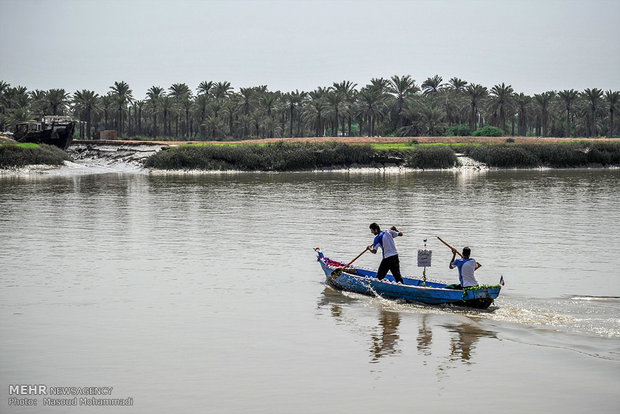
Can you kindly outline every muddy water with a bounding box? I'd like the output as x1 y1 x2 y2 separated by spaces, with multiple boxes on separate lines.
1 169 619 413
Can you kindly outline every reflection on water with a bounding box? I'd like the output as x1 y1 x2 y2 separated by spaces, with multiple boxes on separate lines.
317 287 497 367
370 310 401 362
417 314 433 358
444 322 497 363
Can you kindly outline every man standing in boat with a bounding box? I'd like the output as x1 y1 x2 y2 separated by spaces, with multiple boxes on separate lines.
368 223 405 284
448 247 481 288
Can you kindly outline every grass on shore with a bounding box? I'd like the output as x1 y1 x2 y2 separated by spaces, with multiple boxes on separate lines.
460 141 620 168
0 143 71 168
144 141 459 171
144 140 620 171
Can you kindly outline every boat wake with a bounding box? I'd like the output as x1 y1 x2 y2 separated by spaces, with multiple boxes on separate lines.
477 295 620 340
336 288 620 340
569 295 620 302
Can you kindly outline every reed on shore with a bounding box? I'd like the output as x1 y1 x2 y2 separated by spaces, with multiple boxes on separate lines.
144 141 459 171
459 141 620 168
0 143 71 168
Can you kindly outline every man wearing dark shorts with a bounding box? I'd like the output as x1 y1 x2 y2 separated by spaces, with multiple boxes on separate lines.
368 223 405 284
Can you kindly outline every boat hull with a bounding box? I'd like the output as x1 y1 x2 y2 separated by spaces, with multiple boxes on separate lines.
317 250 500 309
15 122 75 150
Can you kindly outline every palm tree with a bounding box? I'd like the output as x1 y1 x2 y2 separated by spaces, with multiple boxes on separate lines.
306 88 328 137
0 81 10 131
465 84 487 130
146 86 165 137
398 102 423 137
72 90 99 139
514 93 530 136
0 80 9 103
285 90 306 137
181 98 194 138
223 95 239 138
101 94 115 130
422 75 443 96
161 96 173 136
582 88 603 137
211 82 232 135
370 78 390 95
213 81 232 101
332 80 357 136
109 81 133 136
2 85 29 112
260 92 279 138
7 107 34 129
356 85 389 137
419 104 446 135
533 91 554 137
29 90 48 117
197 81 214 97
557 89 579 137
236 87 256 138
46 89 70 115
238 87 254 115
490 83 514 132
134 100 144 136
325 90 344 136
168 83 192 138
194 94 209 137
444 78 469 127
604 90 619 137
388 75 419 130
448 77 468 91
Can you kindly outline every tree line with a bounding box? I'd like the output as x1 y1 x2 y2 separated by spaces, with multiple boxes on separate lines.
0 76 618 140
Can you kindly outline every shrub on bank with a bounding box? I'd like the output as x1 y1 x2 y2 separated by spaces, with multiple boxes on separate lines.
460 141 620 168
461 144 538 167
403 146 459 169
520 142 620 167
144 142 377 171
473 126 504 136
444 124 473 136
0 144 71 168
144 141 460 171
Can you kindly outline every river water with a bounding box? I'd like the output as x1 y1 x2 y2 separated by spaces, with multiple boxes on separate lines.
1 167 619 413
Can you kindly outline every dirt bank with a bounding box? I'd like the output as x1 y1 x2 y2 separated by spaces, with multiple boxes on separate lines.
73 136 617 146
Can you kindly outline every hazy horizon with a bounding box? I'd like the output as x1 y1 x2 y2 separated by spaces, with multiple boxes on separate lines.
1 0 619 99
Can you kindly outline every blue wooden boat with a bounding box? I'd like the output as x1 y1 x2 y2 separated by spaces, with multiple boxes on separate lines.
315 248 501 309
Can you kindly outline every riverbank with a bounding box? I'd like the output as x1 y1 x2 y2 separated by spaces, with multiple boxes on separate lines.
143 141 458 171
144 140 620 171
0 143 71 169
2 138 620 173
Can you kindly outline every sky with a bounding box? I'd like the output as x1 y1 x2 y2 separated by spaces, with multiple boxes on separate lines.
1 0 619 99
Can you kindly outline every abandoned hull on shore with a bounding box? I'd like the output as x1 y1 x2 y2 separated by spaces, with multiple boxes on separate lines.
14 116 75 150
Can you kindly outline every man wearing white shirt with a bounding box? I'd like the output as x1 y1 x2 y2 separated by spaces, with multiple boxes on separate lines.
368 223 404 284
449 246 481 288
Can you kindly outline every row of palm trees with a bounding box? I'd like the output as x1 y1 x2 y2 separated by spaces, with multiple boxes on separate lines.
1 76 618 140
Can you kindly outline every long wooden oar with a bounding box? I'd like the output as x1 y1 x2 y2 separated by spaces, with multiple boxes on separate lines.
437 236 481 267
331 247 369 278
437 236 463 257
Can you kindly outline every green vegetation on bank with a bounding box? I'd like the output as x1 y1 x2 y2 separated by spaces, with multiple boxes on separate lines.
144 140 620 171
460 141 620 168
0 143 71 168
144 142 459 171
472 126 504 136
